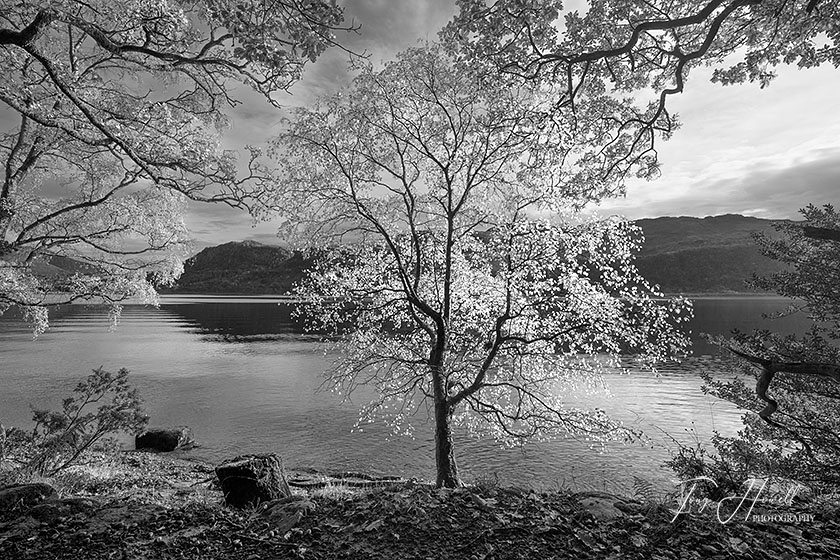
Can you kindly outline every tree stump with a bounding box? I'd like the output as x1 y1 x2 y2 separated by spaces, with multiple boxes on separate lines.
215 453 291 508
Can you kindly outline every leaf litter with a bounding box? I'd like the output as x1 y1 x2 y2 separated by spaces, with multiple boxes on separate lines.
1 453 839 559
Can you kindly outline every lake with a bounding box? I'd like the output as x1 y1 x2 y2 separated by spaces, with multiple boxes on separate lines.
0 296 813 492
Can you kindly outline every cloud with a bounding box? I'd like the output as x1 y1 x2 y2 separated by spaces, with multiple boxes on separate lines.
281 0 456 105
182 200 281 250
243 232 286 246
211 0 460 205
597 148 840 219
8 2 838 250
344 0 455 56
593 61 840 220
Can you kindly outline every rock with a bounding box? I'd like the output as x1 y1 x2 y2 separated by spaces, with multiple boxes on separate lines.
469 493 492 511
215 453 291 508
269 509 302 535
135 427 193 452
575 492 629 522
262 495 306 509
264 496 316 516
0 483 57 515
614 499 645 516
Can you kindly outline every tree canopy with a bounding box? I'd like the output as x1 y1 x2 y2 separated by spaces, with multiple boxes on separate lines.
0 0 349 333
445 0 839 178
270 44 691 487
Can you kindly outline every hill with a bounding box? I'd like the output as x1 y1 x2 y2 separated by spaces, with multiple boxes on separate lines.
166 240 312 294
168 215 789 294
634 214 788 293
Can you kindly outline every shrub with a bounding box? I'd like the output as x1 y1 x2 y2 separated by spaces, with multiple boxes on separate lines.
2 367 148 477
667 205 840 495
700 345 840 491
664 428 772 500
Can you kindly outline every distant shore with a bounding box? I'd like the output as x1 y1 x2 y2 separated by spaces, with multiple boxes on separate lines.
156 291 786 299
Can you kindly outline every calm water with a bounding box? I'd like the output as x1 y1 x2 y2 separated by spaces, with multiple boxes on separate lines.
0 296 813 491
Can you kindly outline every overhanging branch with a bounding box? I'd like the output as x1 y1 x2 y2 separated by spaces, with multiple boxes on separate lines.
728 346 840 421
803 225 840 242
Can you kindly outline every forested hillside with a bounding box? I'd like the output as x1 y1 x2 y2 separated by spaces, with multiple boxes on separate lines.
165 215 789 294
165 241 313 294
634 214 788 293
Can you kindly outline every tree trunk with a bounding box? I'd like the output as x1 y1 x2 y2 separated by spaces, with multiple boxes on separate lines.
434 398 459 488
0 206 14 246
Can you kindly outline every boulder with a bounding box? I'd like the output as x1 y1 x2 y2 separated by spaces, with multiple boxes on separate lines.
0 483 58 515
268 509 302 535
263 495 316 516
135 427 193 452
215 453 291 508
575 491 633 522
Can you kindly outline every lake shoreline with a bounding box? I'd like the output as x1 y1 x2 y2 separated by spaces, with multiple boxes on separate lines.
0 296 809 494
2 450 835 559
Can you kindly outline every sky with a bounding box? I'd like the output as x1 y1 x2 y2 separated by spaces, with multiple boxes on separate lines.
176 1 840 247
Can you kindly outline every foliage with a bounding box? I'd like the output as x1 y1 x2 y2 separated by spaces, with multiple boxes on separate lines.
2 366 148 477
445 0 840 181
682 205 840 489
664 427 773 499
700 334 840 488
271 43 691 487
0 0 350 334
750 204 840 329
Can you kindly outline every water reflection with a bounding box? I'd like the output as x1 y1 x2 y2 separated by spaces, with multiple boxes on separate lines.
161 300 299 338
0 296 812 491
154 295 813 354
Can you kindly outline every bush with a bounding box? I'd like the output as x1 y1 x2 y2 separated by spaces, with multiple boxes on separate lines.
2 367 148 477
664 427 774 500
667 205 840 495
700 345 840 491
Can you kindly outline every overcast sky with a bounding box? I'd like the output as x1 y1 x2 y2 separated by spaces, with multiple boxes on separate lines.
178 1 840 247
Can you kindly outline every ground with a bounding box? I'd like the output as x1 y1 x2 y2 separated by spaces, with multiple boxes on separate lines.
1 452 838 559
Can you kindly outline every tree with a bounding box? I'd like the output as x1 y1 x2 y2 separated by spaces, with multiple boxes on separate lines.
270 44 691 487
0 0 351 333
695 205 840 487
444 0 839 180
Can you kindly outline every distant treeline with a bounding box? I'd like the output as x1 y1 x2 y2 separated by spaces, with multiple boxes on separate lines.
163 215 788 295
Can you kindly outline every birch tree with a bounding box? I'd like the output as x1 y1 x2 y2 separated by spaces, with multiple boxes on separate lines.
270 44 691 487
0 0 350 333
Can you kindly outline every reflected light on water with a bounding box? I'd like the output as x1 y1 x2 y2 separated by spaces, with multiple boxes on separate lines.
0 296 812 491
